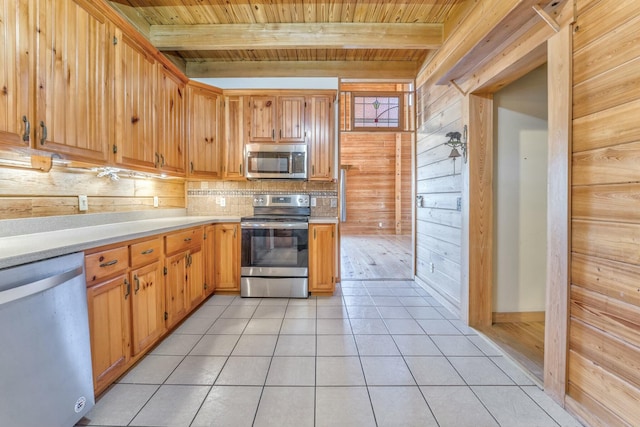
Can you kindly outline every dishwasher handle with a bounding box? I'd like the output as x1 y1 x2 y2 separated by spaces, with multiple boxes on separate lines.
0 266 84 306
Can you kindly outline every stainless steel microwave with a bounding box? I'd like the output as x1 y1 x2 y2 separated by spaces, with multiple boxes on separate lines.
245 143 307 179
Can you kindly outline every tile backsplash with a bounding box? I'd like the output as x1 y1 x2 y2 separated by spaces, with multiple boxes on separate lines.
187 180 338 217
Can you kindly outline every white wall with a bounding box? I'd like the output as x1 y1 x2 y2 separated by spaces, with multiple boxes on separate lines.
193 77 338 90
493 64 548 313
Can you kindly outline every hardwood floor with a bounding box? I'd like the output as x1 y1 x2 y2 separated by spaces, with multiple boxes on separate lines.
479 321 545 384
340 234 412 280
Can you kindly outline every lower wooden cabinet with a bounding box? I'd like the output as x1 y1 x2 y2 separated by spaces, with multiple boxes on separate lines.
309 223 336 293
130 260 165 356
86 223 239 395
86 274 131 394
214 223 240 291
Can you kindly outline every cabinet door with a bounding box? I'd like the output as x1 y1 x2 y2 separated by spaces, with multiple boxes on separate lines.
114 31 157 171
0 0 31 147
35 0 111 162
204 225 216 296
165 251 189 329
278 96 306 143
248 95 276 142
87 274 131 393
214 223 240 291
131 261 165 356
309 224 336 293
157 64 186 175
223 96 245 179
187 83 221 178
309 95 334 180
187 246 205 308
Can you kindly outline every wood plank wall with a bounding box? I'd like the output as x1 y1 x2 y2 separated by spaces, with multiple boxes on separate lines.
414 83 463 308
566 0 640 425
0 165 185 219
340 132 411 235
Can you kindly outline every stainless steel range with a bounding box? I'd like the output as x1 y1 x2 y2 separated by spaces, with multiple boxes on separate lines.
241 194 310 298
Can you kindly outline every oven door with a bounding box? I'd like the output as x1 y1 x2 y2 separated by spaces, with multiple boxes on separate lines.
241 222 309 298
241 222 308 277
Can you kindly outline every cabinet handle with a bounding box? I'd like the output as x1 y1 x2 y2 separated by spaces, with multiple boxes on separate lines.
22 116 30 142
190 161 194 173
155 152 160 168
134 275 140 294
239 163 243 174
183 237 192 242
279 129 282 139
272 129 275 139
160 154 165 167
124 278 130 299
312 165 315 175
39 121 47 145
141 248 154 255
99 259 118 268
233 225 237 238
314 228 317 239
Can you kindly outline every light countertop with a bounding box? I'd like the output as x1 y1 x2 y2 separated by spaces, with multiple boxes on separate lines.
0 215 240 269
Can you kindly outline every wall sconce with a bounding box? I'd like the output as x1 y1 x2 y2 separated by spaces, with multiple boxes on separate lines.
444 125 468 164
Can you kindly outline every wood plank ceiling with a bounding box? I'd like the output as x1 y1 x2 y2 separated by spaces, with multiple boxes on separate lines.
107 0 463 79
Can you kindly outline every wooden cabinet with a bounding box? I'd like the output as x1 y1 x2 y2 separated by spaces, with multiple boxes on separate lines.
87 274 131 394
35 0 112 163
129 237 165 356
164 227 204 328
223 95 245 179
247 95 306 143
113 30 157 171
157 63 186 175
85 244 131 395
0 0 111 161
0 0 31 148
309 223 336 293
187 82 222 178
214 223 241 291
204 224 216 296
308 95 335 180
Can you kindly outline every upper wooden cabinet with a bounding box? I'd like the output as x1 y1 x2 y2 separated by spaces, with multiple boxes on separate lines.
223 95 245 179
113 30 157 171
247 95 306 143
0 0 112 163
0 0 31 148
157 64 187 175
308 95 335 181
187 81 222 179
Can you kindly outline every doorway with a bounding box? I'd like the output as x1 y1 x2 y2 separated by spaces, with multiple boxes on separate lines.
338 81 414 281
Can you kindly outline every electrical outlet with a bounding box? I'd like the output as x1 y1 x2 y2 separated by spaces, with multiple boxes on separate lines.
456 197 462 211
78 195 88 211
330 198 337 208
220 197 226 207
311 197 317 207
378 222 383 228
153 196 159 208
429 262 435 273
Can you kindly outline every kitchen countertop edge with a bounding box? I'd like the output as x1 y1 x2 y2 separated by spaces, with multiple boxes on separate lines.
0 216 240 270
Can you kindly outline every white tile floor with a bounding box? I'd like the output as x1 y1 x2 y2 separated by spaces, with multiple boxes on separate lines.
77 280 584 427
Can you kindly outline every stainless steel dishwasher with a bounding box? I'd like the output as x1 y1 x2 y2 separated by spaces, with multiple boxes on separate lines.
0 252 94 427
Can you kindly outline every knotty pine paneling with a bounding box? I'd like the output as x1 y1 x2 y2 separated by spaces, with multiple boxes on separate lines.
340 132 411 235
569 1 640 421
0 166 184 219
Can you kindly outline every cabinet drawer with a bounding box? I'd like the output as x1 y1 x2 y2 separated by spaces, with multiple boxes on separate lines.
85 246 129 283
165 228 203 255
130 237 162 268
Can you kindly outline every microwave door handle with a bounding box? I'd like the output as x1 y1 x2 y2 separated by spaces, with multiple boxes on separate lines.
289 153 293 173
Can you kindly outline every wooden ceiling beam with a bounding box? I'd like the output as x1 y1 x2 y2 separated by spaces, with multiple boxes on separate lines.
186 60 419 79
150 23 443 51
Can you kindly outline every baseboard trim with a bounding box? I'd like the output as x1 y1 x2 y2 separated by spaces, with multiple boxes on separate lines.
492 311 545 323
414 275 461 319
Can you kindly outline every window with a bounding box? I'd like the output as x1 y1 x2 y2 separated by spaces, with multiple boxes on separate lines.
352 93 402 130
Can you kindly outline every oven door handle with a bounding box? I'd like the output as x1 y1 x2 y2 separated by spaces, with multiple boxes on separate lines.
241 222 309 230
